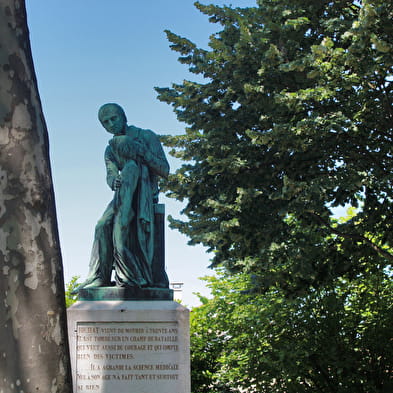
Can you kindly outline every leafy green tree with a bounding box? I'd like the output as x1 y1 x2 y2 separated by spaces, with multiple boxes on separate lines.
65 276 81 307
158 2 393 391
190 269 392 392
157 0 393 290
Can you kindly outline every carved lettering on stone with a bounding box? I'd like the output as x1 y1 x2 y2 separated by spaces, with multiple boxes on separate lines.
75 322 180 392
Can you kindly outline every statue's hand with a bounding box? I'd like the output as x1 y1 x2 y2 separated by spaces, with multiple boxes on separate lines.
140 218 150 232
113 175 122 190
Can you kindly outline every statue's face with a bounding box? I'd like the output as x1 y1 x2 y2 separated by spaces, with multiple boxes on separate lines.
99 107 126 135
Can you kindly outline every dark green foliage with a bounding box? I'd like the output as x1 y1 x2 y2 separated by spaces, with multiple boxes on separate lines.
156 0 393 292
190 270 392 392
158 2 393 391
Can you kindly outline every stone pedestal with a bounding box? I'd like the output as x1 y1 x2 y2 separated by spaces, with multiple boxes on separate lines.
67 301 190 393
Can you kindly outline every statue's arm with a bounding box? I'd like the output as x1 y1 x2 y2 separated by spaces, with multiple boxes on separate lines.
104 146 119 190
143 134 170 178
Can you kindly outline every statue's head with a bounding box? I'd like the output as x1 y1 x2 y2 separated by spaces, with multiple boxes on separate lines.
98 103 127 135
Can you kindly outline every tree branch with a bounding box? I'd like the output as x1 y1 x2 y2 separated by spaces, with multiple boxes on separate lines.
308 212 393 262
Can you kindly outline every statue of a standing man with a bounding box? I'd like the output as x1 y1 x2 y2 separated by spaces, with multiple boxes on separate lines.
78 103 169 290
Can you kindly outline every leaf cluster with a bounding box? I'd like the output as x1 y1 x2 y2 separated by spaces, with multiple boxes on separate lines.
65 276 80 308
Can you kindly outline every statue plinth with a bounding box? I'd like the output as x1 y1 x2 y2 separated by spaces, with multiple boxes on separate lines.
78 286 174 301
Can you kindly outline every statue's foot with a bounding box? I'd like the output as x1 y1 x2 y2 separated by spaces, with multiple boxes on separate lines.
83 278 108 289
70 278 108 295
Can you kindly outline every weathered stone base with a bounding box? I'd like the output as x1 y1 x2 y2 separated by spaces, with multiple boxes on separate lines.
67 301 190 393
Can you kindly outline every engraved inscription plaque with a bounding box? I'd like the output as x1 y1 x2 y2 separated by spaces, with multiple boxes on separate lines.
67 301 190 393
76 322 180 392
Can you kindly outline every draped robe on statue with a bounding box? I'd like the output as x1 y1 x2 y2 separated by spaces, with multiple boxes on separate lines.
84 125 169 287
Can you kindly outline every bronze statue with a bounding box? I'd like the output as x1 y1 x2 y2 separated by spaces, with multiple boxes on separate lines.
76 103 169 291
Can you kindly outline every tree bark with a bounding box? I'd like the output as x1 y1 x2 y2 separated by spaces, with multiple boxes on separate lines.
0 1 72 392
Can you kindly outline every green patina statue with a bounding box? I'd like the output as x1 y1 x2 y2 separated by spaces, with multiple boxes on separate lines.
76 103 170 293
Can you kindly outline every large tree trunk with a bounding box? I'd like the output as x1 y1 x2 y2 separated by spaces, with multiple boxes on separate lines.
0 1 72 392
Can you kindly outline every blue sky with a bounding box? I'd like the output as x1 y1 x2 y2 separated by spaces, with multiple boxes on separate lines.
25 0 257 306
